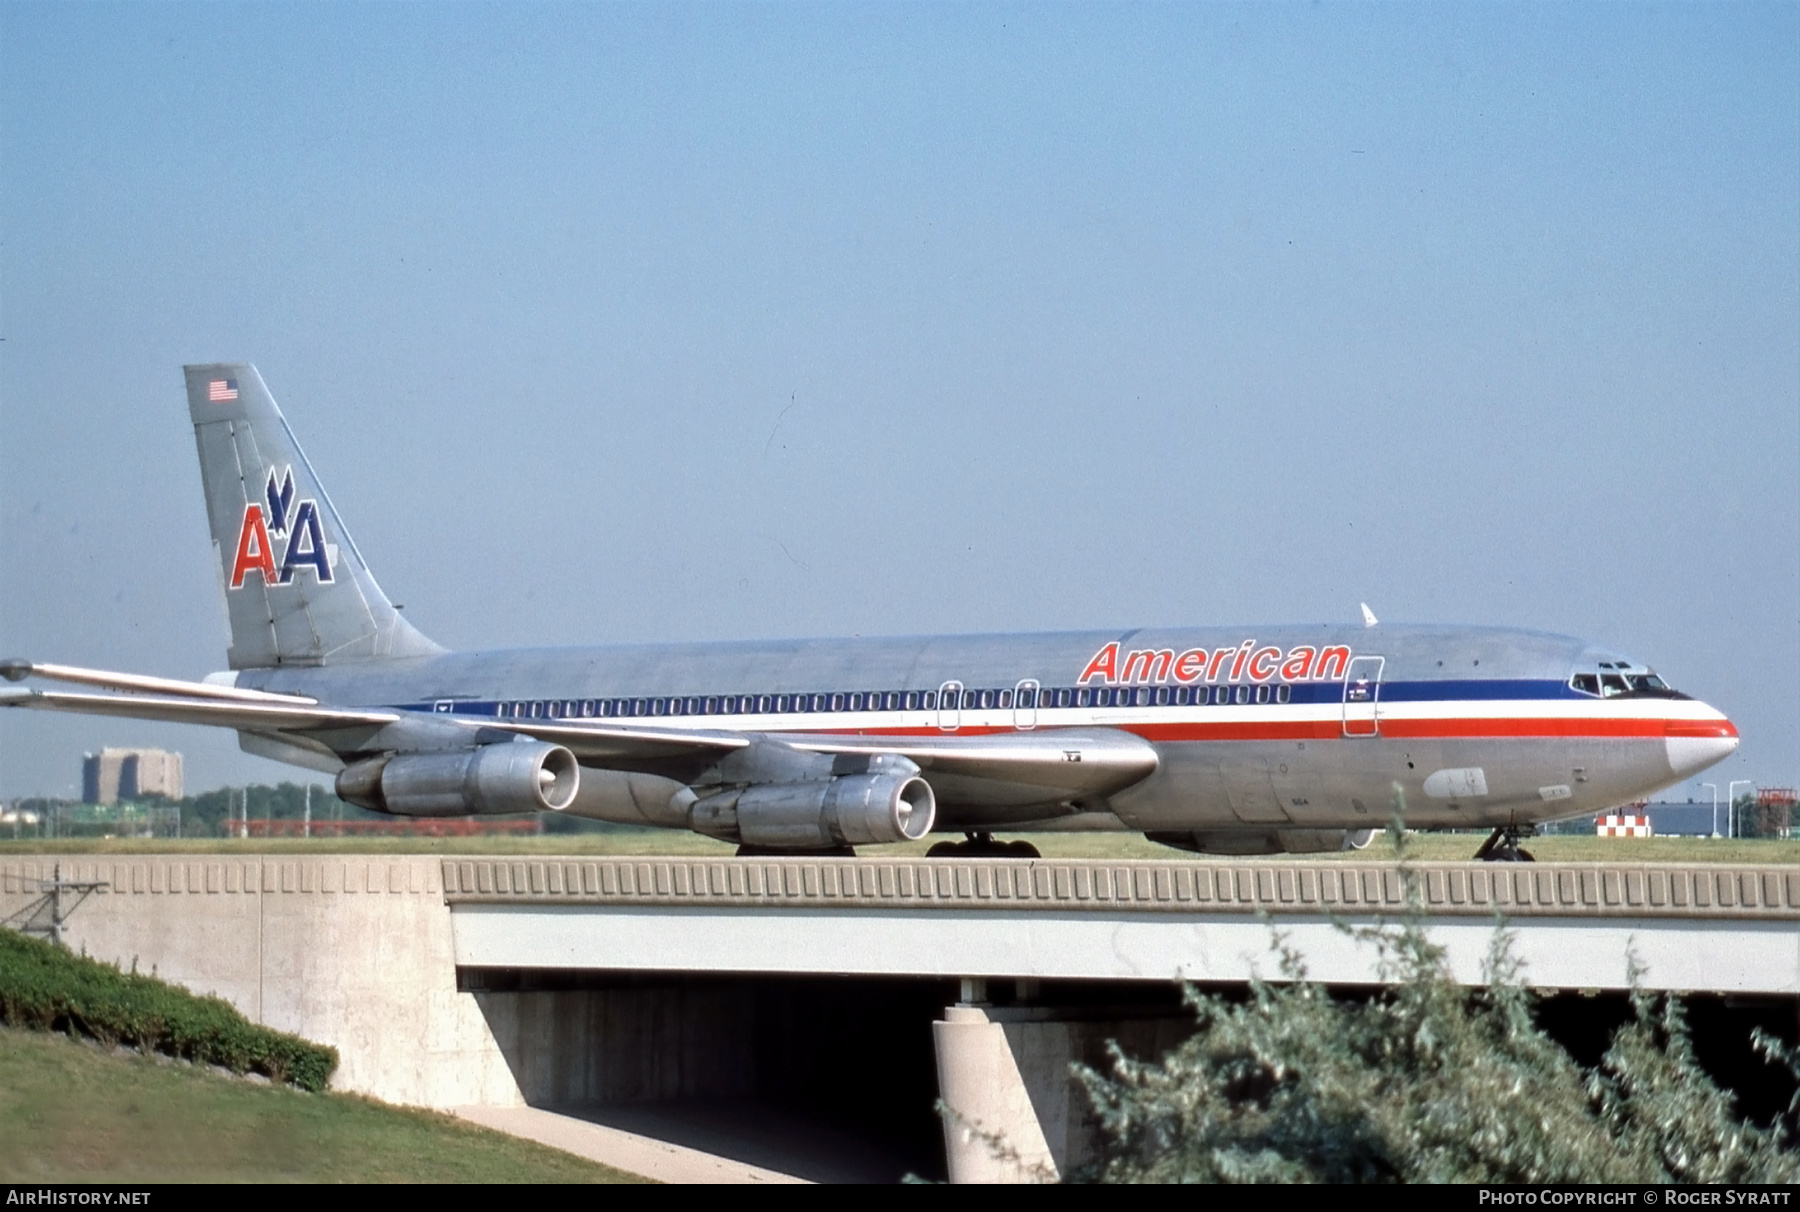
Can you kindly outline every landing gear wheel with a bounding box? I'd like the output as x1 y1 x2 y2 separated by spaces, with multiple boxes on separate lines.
1473 826 1536 863
927 831 1042 859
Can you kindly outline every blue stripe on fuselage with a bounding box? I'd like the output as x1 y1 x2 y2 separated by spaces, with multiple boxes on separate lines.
390 678 1584 719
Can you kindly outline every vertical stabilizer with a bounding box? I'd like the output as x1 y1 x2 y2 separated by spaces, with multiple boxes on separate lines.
184 363 444 670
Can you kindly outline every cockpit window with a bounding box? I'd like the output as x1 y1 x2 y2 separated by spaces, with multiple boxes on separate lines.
1571 663 1687 699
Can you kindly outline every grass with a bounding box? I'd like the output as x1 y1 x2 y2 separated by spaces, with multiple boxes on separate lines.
0 1026 647 1183
2 831 1796 863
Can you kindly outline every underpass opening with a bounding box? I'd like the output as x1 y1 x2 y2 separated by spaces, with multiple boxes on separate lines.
454 969 1206 1182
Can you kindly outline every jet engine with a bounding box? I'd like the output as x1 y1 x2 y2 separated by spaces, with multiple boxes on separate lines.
689 754 936 848
336 741 579 817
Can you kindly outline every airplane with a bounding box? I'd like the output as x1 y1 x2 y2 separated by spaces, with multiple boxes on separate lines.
0 364 1740 861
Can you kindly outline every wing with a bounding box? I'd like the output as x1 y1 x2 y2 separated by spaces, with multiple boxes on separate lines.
0 662 744 766
2 660 1157 807
782 728 1157 803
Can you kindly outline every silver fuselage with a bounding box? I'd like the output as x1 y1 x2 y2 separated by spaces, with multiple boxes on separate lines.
233 621 1736 840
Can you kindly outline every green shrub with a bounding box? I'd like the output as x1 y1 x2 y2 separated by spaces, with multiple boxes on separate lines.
1074 852 1799 1183
0 929 338 1092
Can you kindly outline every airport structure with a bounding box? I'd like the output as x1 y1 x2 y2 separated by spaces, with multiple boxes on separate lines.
4 851 1797 1182
81 747 183 805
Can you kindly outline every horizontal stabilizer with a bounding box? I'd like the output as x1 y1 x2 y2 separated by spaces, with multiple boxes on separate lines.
0 687 396 731
0 659 317 704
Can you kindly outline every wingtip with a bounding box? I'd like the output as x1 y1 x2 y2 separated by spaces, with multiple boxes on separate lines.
0 659 33 682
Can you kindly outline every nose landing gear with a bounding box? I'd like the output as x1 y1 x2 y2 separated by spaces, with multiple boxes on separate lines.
1473 825 1536 863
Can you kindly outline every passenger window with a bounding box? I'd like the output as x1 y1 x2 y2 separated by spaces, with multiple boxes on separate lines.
904 691 919 710
999 689 1013 709
923 691 937 710
1276 685 1291 704
1235 686 1250 705
1255 685 1270 704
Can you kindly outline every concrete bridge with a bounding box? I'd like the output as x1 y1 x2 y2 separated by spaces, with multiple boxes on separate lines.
5 853 1797 1182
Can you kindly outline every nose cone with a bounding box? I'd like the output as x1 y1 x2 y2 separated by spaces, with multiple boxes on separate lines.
1665 707 1740 779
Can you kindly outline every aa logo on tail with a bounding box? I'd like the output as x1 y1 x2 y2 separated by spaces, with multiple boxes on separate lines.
229 467 335 588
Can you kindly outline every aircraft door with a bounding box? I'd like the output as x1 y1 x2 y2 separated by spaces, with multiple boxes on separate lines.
1013 679 1040 730
937 680 963 732
1342 656 1385 737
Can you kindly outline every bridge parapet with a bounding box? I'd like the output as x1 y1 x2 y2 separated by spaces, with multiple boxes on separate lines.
441 856 1800 922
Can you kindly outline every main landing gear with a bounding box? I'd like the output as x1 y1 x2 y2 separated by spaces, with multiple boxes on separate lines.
926 831 1042 859
1474 825 1536 863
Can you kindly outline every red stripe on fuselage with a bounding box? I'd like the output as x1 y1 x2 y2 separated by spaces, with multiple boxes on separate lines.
789 717 1732 743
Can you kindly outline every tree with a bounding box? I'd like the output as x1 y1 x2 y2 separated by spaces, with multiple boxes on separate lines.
1074 840 1799 1183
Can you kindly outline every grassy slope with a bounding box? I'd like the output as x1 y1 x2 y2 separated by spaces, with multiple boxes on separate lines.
0 1027 645 1183
2 832 1797 863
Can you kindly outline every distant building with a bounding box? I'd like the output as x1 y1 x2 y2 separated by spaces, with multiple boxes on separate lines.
82 748 184 804
1631 802 1724 837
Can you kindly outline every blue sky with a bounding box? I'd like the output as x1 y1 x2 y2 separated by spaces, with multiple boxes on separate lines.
1 2 1795 800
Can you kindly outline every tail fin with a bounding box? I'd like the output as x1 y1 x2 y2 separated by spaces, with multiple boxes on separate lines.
184 363 444 670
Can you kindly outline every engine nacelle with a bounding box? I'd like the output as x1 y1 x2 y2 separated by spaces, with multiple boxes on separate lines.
336 742 579 817
690 755 936 848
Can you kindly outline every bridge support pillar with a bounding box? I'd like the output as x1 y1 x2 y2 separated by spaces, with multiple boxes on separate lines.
934 1003 1075 1183
933 998 1191 1183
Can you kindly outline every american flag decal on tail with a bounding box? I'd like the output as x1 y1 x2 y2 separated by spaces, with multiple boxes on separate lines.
208 379 238 402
